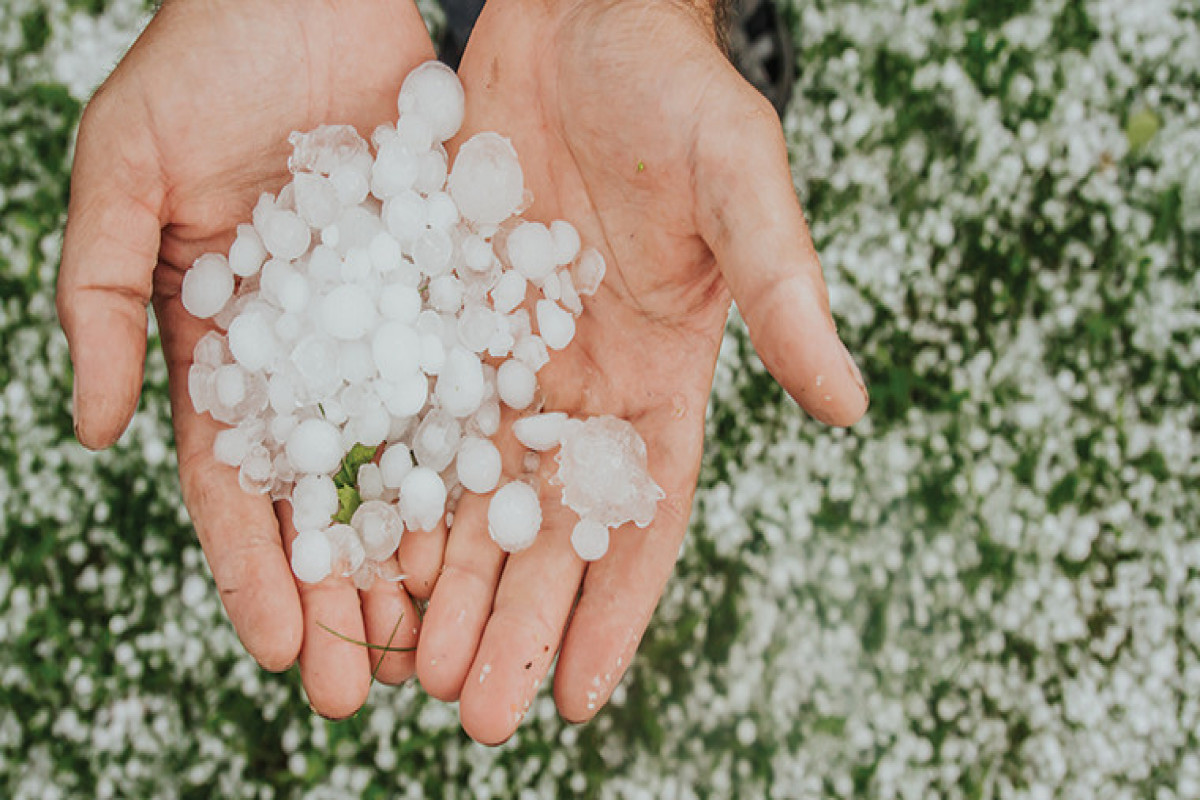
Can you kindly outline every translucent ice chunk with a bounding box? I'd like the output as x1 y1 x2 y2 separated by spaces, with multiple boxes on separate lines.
383 190 427 248
292 474 339 530
491 270 527 315
550 220 581 266
227 311 279 372
289 124 369 176
259 209 311 261
487 481 541 553
573 248 606 295
507 221 557 283
238 445 274 495
555 415 663 529
371 138 420 199
320 283 378 340
325 523 366 576
294 172 340 229
447 132 524 226
229 224 268 277
357 463 384 501
412 408 461 472
379 443 414 488
372 320 421 381
351 500 403 561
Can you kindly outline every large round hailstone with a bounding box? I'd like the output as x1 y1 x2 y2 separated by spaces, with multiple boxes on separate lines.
457 436 502 494
506 222 557 283
487 481 542 553
447 132 524 226
399 466 447 532
379 443 413 488
536 299 576 350
181 253 234 319
372 320 421 381
570 518 609 561
397 60 465 143
227 311 279 372
435 346 486 418
285 419 343 474
291 529 332 584
351 500 404 561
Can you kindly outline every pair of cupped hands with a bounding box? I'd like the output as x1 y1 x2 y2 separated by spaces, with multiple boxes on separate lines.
57 0 867 744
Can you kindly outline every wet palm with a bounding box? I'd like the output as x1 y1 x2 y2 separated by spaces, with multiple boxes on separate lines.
57 0 436 717
414 0 868 743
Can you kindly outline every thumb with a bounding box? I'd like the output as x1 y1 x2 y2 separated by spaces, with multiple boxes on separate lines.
56 87 165 449
696 73 868 427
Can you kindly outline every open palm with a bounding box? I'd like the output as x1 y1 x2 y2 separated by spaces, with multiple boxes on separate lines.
414 0 868 743
57 0 435 717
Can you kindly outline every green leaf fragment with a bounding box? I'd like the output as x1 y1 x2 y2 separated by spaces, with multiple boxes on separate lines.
333 485 361 525
1126 109 1160 150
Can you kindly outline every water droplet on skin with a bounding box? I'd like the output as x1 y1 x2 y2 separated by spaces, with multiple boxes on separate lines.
815 374 825 387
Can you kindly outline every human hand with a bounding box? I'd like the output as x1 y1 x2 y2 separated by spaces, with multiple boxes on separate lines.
413 0 869 743
56 0 435 717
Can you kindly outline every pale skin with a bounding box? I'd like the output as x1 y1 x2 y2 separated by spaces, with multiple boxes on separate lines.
57 0 867 742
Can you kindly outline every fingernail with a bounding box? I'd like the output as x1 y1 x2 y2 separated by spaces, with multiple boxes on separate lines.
71 379 83 442
841 345 867 398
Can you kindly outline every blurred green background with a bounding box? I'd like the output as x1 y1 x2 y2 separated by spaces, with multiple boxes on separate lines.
1 0 1197 797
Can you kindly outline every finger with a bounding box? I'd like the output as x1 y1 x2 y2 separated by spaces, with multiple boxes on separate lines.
359 570 420 685
157 296 303 672
280 504 373 719
415 490 505 701
458 469 586 745
695 73 868 427
553 411 700 722
57 88 165 449
396 515 447 600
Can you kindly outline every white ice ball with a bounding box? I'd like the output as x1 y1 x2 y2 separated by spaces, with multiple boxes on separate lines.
227 312 279 372
512 412 568 451
487 481 542 553
292 474 339 529
181 254 234 319
320 283 378 340
351 499 403 561
550 220 581 266
435 346 486 418
291 529 333 584
379 443 414 488
397 60 466 143
570 519 609 561
457 436 502 495
228 224 268 278
285 419 343 475
496 359 536 410
507 222 557 283
447 132 524 226
399 466 447 532
536 299 576 350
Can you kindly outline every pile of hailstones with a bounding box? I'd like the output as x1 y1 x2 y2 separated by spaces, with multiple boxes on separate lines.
182 62 663 589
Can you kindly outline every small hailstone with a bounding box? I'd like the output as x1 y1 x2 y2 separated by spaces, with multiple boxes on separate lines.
536 299 576 350
294 172 340 229
413 148 449 195
413 408 462 472
351 500 403 561
214 364 248 408
487 481 542 553
383 190 426 247
428 275 463 314
413 229 454 278
188 365 215 414
291 335 341 396
457 436 502 494
338 340 376 384
541 272 562 302
491 270 527 314
269 413 297 445
448 132 524 226
227 312 279 372
435 346 486 418
550 220 581 265
379 443 413 488
181 254 235 319
260 209 311 260
372 321 421 381
399 467 447 531
395 113 433 152
473 397 501 437
285 419 344 475
573 248 606 295
379 371 428 418
512 412 568 451
496 359 536 410
326 523 366 575
513 334 550 372
397 60 466 142
213 425 253 467
357 463 385 501
320 283 378 340
229 224 268 277
559 270 582 315
462 234 493 271
329 159 371 206
507 222 557 283
419 332 446 375
458 305 497 353
239 445 274 494
379 283 422 323
291 529 333 584
371 138 420 199
570 519 609 561
425 191 460 231
368 231 402 273
288 124 368 175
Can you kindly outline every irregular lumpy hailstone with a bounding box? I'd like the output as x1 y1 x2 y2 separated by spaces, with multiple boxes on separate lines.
183 60 659 585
